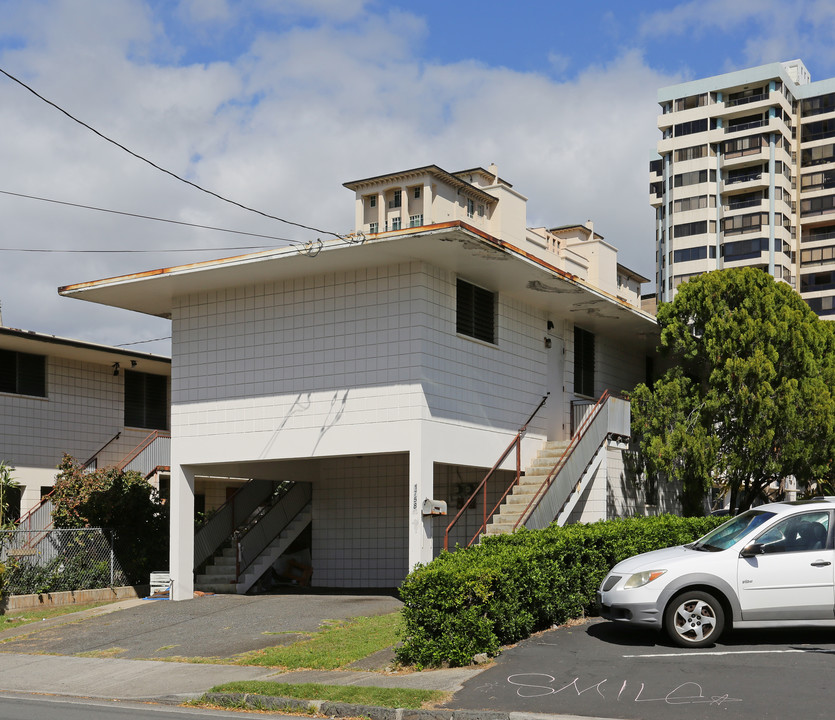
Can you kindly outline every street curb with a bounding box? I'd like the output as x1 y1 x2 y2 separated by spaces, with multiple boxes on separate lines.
202 693 511 720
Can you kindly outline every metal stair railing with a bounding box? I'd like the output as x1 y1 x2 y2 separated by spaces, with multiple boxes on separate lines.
193 479 278 567
117 430 171 476
16 490 55 534
235 482 312 579
83 431 122 470
444 394 549 550
515 392 630 531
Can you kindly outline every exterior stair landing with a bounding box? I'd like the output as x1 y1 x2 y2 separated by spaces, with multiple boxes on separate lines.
485 440 570 535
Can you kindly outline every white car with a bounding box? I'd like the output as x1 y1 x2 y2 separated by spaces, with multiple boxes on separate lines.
597 498 835 647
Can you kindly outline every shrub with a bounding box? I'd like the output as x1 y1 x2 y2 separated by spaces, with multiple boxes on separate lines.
396 515 724 667
51 454 168 583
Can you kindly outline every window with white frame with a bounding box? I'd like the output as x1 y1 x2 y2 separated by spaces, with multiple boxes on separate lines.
456 278 496 344
392 216 401 231
409 214 423 227
390 190 402 209
369 222 378 233
413 187 421 199
467 198 475 218
369 195 376 208
477 204 485 217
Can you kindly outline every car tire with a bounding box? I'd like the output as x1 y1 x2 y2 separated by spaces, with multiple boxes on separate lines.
664 590 725 648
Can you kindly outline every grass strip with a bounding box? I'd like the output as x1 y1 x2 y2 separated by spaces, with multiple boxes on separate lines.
207 680 448 709
0 601 117 631
236 612 401 669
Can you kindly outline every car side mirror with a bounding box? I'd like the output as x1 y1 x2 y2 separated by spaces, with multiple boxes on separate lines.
740 543 764 558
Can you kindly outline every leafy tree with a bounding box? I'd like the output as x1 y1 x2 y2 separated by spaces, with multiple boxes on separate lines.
0 461 21 528
51 454 168 582
630 268 835 513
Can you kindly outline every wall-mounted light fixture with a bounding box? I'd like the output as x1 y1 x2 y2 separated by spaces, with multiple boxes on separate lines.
547 320 554 331
112 362 120 376
131 360 137 367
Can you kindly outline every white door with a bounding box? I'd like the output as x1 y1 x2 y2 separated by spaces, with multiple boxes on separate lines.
737 510 835 621
544 333 564 441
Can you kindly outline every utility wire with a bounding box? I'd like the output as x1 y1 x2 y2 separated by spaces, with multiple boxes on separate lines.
116 336 171 347
0 189 302 248
0 66 355 242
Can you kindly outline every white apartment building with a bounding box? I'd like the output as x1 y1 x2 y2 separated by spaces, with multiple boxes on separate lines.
652 59 835 316
60 164 665 598
0 324 171 520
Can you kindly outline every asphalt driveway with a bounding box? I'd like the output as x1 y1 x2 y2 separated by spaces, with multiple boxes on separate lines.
0 591 402 661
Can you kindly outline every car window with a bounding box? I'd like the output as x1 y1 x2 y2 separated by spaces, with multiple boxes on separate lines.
755 512 830 553
693 510 776 551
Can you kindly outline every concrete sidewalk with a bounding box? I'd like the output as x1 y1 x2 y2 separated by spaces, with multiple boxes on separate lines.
0 652 482 700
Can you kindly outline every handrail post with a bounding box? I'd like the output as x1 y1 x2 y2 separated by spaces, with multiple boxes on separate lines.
516 437 521 485
482 478 487 535
443 393 548 550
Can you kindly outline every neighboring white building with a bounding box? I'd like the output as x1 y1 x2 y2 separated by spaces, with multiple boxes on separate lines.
0 324 171 520
652 59 835 316
60 164 665 599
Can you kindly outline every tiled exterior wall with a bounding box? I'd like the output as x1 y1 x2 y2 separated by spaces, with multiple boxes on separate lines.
170 262 552 442
420 265 549 431
2 357 122 514
1 356 124 468
308 457 515 587
312 454 408 587
432 464 515 553
1 353 171 516
564 321 647 401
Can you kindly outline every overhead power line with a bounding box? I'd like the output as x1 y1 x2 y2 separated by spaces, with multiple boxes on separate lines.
0 189 302 248
0 66 359 243
116 336 171 347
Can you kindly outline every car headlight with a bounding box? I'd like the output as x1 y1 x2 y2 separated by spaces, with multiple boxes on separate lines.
623 570 667 589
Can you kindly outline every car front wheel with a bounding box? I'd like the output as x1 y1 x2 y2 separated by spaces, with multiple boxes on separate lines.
664 590 725 648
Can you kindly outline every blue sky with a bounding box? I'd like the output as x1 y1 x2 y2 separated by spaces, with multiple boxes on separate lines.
1 0 834 353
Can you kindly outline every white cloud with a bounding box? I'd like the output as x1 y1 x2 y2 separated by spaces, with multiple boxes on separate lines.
0 1 676 355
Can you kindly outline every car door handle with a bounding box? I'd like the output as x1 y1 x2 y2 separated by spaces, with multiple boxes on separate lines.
810 560 832 567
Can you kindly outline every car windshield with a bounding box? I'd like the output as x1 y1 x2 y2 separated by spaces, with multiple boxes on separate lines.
690 510 776 551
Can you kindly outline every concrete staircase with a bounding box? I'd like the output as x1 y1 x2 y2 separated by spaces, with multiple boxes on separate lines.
195 546 238 594
236 504 312 594
484 440 570 535
195 503 312 594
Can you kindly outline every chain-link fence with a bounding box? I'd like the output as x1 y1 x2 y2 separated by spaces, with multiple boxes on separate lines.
0 528 128 595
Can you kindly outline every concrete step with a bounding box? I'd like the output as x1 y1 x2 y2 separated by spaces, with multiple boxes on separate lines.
194 581 238 594
485 522 516 535
195 572 235 584
505 493 538 504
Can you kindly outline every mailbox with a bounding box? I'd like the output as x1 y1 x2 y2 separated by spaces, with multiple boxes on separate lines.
422 498 448 516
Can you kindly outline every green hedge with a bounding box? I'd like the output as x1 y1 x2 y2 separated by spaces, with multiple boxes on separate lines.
396 515 724 667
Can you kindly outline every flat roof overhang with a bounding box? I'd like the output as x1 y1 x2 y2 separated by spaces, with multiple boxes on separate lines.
0 326 170 373
59 221 659 353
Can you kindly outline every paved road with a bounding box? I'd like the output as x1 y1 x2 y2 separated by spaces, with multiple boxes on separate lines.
447 618 835 720
0 693 282 720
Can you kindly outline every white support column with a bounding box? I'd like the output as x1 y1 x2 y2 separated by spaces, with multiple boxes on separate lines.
401 185 407 228
378 191 385 231
423 180 432 224
354 195 363 234
408 439 434 570
169 462 195 601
